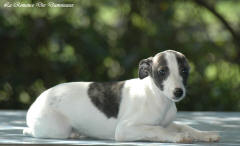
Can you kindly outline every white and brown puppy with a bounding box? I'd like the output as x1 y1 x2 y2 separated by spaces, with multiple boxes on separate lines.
23 50 220 143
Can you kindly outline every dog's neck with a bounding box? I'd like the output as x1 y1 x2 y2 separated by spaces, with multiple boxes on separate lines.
139 77 177 126
142 76 175 107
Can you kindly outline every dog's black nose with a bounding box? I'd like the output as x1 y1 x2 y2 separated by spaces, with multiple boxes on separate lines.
174 88 183 98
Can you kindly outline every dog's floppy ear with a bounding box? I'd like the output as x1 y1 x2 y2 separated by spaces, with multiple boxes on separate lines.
138 57 153 79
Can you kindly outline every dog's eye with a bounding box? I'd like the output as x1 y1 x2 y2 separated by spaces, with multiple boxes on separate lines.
181 68 188 74
158 69 166 76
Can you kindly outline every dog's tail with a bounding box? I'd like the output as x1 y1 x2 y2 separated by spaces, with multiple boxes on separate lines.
23 128 32 136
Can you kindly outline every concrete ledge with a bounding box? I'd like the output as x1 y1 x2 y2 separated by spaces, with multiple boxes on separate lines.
1 110 239 145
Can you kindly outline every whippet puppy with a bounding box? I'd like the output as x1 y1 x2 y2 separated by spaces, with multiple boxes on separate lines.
23 50 220 143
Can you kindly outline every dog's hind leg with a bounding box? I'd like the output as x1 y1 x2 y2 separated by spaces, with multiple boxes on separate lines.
25 107 72 139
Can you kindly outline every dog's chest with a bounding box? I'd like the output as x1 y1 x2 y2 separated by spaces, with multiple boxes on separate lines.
141 99 177 127
159 102 177 127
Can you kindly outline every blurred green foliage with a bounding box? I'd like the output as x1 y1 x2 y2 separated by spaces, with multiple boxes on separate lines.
0 0 240 111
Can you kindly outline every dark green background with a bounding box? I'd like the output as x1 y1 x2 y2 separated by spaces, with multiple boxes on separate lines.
0 0 240 111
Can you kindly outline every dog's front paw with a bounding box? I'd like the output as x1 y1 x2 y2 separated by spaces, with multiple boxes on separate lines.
174 133 193 143
200 131 220 142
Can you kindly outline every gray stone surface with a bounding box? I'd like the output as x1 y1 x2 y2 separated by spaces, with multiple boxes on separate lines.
0 110 239 145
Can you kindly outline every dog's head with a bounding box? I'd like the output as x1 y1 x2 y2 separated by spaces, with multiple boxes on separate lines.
139 50 190 102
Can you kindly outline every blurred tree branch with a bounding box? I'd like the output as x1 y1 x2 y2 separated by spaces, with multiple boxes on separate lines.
194 0 240 63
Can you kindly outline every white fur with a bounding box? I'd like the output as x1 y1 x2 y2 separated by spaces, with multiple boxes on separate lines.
23 51 220 143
